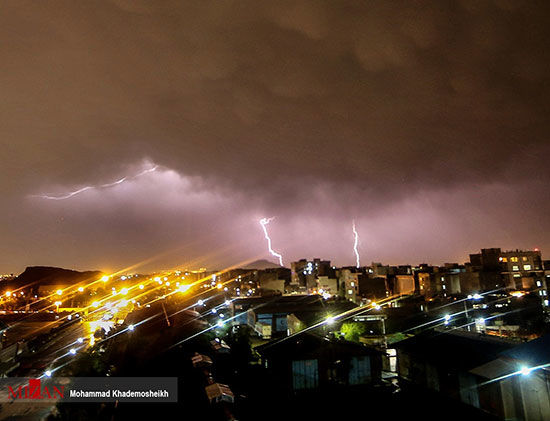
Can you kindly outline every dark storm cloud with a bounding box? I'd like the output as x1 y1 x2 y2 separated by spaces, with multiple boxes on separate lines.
1 1 549 272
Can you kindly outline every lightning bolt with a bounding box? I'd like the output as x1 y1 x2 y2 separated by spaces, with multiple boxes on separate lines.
31 165 159 200
259 217 284 266
352 220 360 268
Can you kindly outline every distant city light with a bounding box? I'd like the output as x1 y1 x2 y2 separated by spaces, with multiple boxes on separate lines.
69 348 76 355
128 324 134 331
101 276 109 282
326 316 335 325
217 320 225 327
78 287 84 292
77 337 84 343
56 289 63 295
45 370 52 377
120 288 128 295
139 284 144 290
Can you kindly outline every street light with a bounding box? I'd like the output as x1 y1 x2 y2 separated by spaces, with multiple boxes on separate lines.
56 289 63 296
520 366 532 376
69 348 76 355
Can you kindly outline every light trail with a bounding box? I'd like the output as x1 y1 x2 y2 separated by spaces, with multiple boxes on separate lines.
352 220 360 268
260 294 405 350
31 164 158 200
402 289 536 335
476 362 550 389
259 217 284 266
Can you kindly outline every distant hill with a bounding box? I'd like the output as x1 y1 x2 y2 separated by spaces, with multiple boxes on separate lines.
1 266 104 293
240 259 284 270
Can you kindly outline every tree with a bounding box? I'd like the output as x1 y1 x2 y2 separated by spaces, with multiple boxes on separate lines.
340 322 367 342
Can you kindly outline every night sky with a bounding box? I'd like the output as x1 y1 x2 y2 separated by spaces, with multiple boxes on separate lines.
1 1 549 273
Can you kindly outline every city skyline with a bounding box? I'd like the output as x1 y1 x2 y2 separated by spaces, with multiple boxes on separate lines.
2 2 550 420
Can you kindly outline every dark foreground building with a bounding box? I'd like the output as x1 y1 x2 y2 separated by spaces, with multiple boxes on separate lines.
396 329 550 420
256 332 382 394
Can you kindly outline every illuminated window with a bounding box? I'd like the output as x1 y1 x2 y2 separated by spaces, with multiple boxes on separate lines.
500 257 508 262
522 257 528 261
512 266 519 271
511 257 519 262
348 290 353 295
537 281 542 287
524 265 532 271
